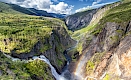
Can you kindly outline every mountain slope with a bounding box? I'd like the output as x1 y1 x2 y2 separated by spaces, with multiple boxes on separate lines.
71 1 131 80
1 0 131 80
65 9 97 31
0 1 75 80
0 1 65 18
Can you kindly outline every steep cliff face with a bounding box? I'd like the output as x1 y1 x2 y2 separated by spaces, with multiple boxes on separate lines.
0 52 55 80
89 2 121 26
42 27 76 73
0 8 76 79
0 21 75 80
65 2 121 32
10 26 75 72
93 21 131 80
75 21 131 80
65 9 97 31
73 1 131 80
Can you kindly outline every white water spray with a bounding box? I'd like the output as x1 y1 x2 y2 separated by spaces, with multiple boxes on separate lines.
3 53 66 80
33 55 66 80
2 41 81 80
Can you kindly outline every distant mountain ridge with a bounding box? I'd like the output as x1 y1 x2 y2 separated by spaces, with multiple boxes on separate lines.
65 9 98 31
65 1 121 31
0 1 66 18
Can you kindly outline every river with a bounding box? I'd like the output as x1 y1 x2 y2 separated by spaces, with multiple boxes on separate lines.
2 41 86 80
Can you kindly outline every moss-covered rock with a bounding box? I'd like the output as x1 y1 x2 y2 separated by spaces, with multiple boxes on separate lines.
0 11 76 73
26 60 54 80
0 52 54 80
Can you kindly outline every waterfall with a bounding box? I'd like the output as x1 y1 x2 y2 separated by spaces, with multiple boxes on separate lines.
3 53 84 80
2 41 79 80
33 55 66 80
3 53 66 80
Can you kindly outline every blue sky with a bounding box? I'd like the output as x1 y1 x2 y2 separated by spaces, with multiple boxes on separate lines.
61 0 120 12
0 0 120 14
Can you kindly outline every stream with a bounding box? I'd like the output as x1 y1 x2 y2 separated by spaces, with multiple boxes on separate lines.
3 53 67 80
3 52 84 80
3 41 85 80
33 55 66 80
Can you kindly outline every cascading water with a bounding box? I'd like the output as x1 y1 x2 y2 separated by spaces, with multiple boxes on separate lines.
3 52 66 80
3 41 87 80
3 52 84 80
4 53 66 80
33 55 66 80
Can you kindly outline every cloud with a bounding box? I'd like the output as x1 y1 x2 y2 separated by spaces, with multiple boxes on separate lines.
75 6 90 13
49 2 74 14
92 0 102 6
76 0 103 12
18 0 52 10
0 0 73 14
75 2 114 13
0 0 17 3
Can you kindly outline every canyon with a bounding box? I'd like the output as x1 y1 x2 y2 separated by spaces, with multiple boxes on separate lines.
0 0 131 80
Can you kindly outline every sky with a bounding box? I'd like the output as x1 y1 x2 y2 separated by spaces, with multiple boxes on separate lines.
0 0 120 14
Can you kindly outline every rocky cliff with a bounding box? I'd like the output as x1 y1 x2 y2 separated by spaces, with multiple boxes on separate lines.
42 27 76 73
65 9 97 31
90 22 131 80
10 26 75 73
1 0 131 80
0 7 75 79
72 1 131 80
65 2 121 31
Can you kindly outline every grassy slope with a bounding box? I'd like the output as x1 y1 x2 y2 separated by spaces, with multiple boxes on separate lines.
0 2 25 14
0 2 69 80
101 2 131 23
71 2 117 40
0 53 53 80
94 1 131 35
84 0 131 77
0 1 67 54
72 1 131 54
0 2 43 16
0 13 62 54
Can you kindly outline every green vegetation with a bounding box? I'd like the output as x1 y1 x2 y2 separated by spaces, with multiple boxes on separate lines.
0 1 74 80
26 60 53 80
57 59 63 67
0 52 30 80
101 2 131 23
77 43 83 54
0 12 67 54
0 53 53 80
72 24 97 40
86 52 105 74
0 12 66 80
103 74 110 80
110 35 119 43
72 1 131 39
0 2 22 14
0 2 71 79
73 1 131 55
86 60 95 75
89 2 131 38
0 1 68 54
121 0 131 3
0 14 52 54
40 43 52 53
